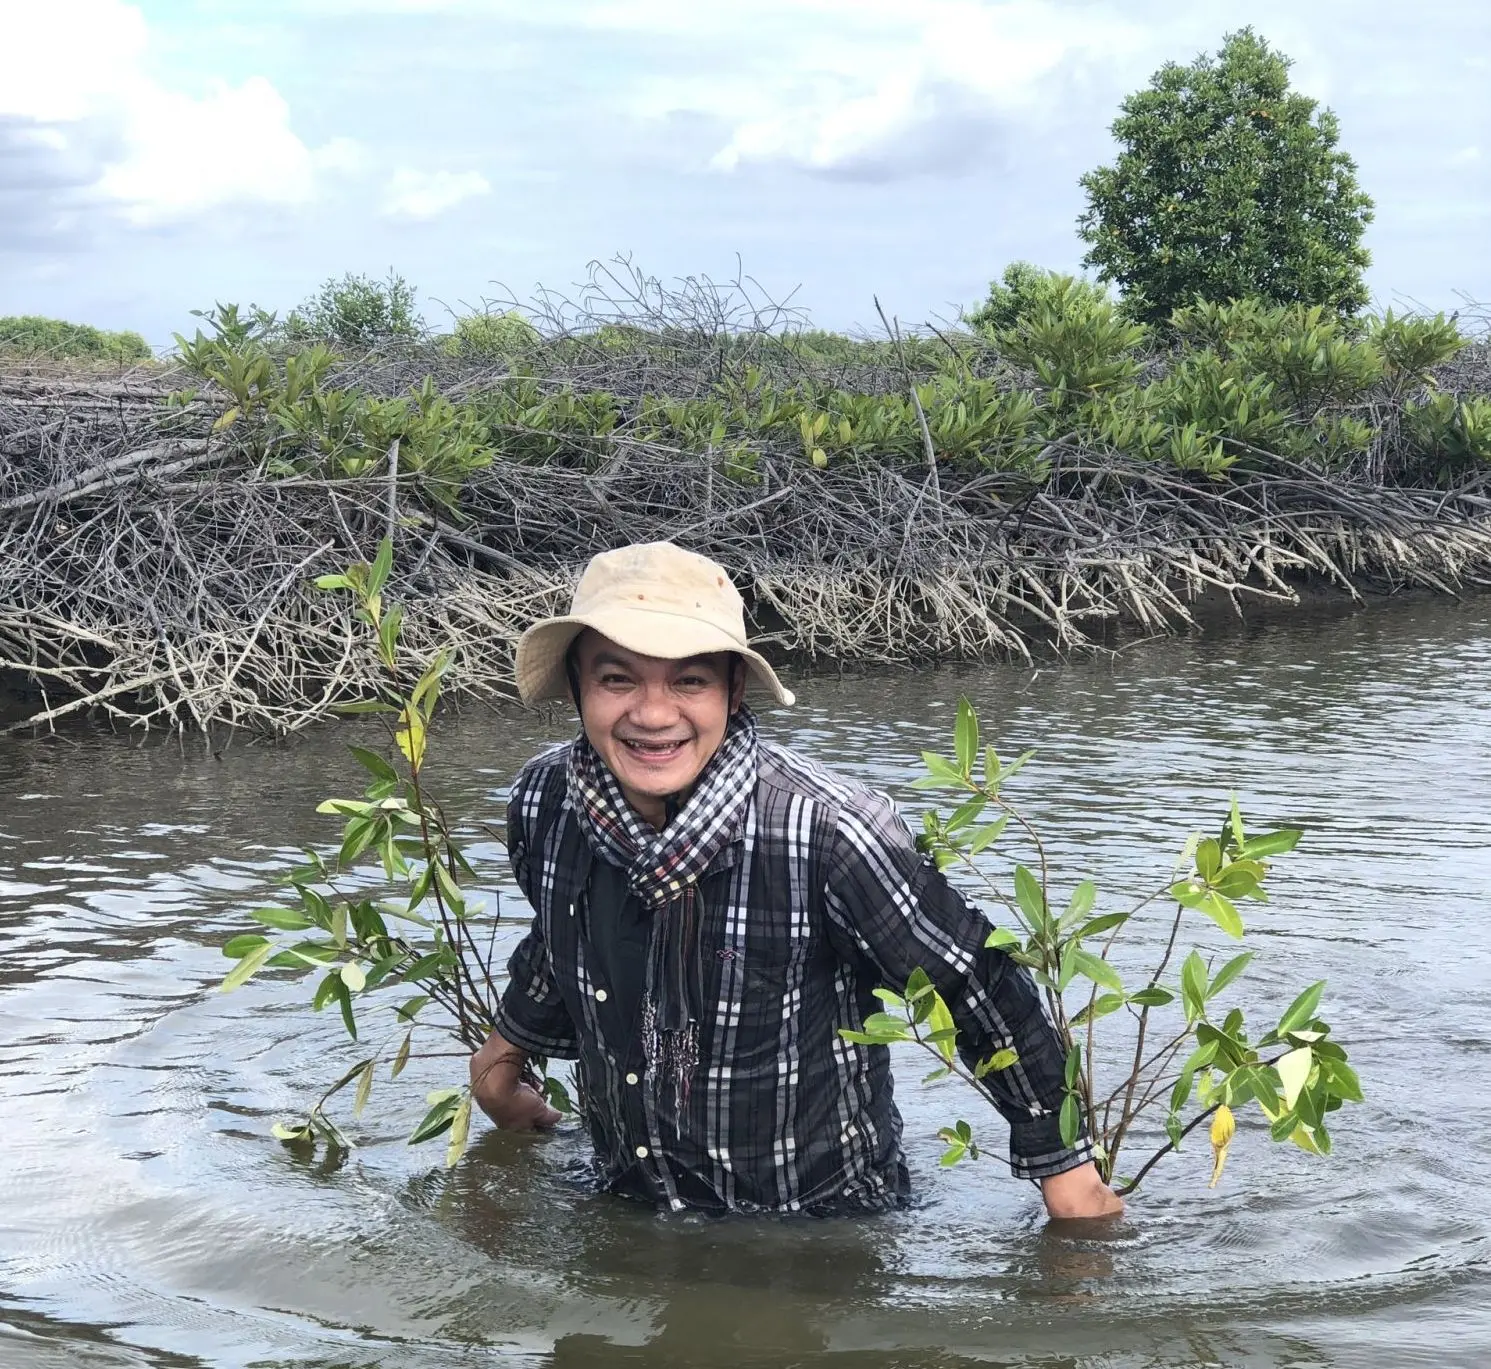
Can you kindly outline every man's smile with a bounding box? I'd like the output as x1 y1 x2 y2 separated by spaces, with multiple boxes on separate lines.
619 737 692 762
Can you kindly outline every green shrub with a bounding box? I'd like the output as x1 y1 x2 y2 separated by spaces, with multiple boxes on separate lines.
1367 311 1466 397
1173 300 1383 417
965 263 1111 336
1403 394 1491 478
1078 29 1373 323
0 315 151 363
440 310 541 362
993 291 1148 401
283 271 422 352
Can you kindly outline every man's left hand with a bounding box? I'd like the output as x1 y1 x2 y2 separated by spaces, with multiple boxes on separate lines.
1040 1162 1125 1220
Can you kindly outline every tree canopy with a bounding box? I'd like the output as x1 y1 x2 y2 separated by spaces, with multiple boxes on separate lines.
1077 29 1374 324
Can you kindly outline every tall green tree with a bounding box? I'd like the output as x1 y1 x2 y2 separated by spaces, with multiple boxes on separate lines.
1077 29 1374 324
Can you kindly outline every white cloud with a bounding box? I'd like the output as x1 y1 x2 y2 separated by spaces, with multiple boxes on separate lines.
379 168 492 220
685 2 1145 177
0 0 342 231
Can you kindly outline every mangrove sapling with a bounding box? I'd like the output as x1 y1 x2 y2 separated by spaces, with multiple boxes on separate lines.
217 540 570 1165
840 698 1361 1195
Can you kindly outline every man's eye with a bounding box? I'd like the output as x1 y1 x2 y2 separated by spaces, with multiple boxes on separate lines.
600 674 631 687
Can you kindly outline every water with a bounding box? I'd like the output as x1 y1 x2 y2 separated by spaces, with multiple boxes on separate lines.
4 597 1491 1368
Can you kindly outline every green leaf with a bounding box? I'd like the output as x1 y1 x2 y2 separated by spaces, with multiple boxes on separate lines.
338 815 380 870
271 1121 312 1143
975 1048 1019 1077
1068 946 1123 993
1076 911 1130 939
1071 992 1126 1027
311 970 340 1012
353 1059 375 1116
348 745 399 785
1239 829 1303 860
1181 950 1208 1019
314 574 352 591
332 977 357 1040
391 1030 413 1079
378 604 405 664
222 939 275 991
946 796 986 834
1013 865 1046 930
968 817 1008 855
1059 1093 1081 1148
408 1090 462 1145
939 1141 968 1167
542 1075 574 1114
984 927 1020 950
1213 866 1260 900
1200 891 1244 939
1277 981 1326 1037
918 752 964 788
926 990 957 1064
249 905 313 932
904 967 935 1002
331 700 400 716
1228 793 1246 850
954 698 979 775
1060 880 1097 931
1195 838 1222 883
223 933 269 959
367 536 394 596
871 987 906 1008
1064 1042 1082 1088
445 1095 473 1168
1321 1058 1363 1103
340 961 367 992
1208 951 1255 1000
1129 985 1174 1008
922 1066 952 1083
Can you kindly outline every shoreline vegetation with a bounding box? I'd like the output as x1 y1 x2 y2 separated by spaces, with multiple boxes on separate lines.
2 260 1490 736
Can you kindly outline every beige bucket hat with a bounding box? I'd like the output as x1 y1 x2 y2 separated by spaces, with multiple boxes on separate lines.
514 542 795 707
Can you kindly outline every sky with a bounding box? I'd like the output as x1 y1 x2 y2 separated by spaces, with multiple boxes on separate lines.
1 0 1487 347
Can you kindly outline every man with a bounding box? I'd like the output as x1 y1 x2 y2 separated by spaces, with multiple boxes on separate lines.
470 541 1121 1219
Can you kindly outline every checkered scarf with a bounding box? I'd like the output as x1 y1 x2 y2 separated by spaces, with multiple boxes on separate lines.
567 706 759 1101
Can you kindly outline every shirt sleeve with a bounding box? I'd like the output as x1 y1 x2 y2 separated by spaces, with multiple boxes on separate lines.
491 773 581 1061
823 791 1095 1182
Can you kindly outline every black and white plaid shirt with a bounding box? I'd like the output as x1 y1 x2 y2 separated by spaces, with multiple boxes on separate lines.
494 738 1093 1214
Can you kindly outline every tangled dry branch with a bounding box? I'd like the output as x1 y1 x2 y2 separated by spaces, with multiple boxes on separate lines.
6 351 1491 736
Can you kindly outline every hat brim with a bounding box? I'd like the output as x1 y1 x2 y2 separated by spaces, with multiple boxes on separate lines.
514 605 795 707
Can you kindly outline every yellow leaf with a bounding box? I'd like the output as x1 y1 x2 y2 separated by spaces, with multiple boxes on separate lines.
396 705 426 770
1276 1047 1313 1109
1208 1104 1235 1188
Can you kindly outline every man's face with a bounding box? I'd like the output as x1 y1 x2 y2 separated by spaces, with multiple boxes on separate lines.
573 631 744 818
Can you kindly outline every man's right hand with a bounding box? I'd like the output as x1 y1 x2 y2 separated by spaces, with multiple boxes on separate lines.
469 1031 562 1130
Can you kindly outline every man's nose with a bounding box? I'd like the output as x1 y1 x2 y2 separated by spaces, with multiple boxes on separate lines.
628 682 680 729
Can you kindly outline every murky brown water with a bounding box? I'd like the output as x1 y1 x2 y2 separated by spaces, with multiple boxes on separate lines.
4 597 1491 1368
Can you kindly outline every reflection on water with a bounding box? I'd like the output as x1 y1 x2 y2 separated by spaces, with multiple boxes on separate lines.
4 596 1491 1367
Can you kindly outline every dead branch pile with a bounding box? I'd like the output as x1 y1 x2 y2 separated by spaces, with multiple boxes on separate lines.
4 265 1491 734
6 362 1491 737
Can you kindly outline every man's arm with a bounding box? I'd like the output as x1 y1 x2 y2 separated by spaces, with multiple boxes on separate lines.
470 1027 561 1130
471 771 579 1129
823 794 1121 1220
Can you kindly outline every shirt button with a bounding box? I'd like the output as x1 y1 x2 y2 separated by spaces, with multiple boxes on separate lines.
594 989 608 1002
635 1144 650 1158
625 1072 639 1085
